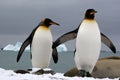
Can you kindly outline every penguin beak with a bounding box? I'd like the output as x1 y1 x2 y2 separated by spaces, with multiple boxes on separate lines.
90 11 97 15
94 11 97 13
50 21 60 26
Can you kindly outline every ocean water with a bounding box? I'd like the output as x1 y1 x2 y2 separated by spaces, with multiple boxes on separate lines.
0 50 120 73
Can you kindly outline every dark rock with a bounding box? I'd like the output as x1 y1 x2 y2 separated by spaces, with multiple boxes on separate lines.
64 56 120 78
64 67 80 77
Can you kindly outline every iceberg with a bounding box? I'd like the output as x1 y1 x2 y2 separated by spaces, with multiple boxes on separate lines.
56 44 67 52
3 42 67 52
3 44 15 51
3 42 30 52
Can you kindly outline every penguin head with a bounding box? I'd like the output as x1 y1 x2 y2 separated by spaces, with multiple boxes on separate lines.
85 9 97 20
40 18 60 27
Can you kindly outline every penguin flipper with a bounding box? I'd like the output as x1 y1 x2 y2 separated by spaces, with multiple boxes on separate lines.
52 48 58 63
52 28 78 64
101 33 116 53
17 26 39 62
17 38 31 62
53 28 78 48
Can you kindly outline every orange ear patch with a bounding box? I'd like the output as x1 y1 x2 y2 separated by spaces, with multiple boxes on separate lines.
84 19 96 23
41 18 46 23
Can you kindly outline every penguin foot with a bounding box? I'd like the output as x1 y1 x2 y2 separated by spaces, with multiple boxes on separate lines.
32 68 55 75
14 70 29 74
86 72 92 77
79 70 92 77
79 70 86 77
32 69 44 75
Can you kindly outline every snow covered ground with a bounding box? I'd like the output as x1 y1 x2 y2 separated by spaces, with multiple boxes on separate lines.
0 68 119 80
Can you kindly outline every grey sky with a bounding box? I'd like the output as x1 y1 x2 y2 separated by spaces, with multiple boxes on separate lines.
0 0 120 51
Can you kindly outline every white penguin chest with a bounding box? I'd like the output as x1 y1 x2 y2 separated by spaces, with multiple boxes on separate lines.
31 27 52 68
32 27 52 49
76 20 101 51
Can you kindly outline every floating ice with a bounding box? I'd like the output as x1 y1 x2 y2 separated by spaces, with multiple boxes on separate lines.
3 44 15 51
56 44 67 52
3 42 30 52
3 42 67 52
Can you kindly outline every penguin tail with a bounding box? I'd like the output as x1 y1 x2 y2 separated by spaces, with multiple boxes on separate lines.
52 48 58 64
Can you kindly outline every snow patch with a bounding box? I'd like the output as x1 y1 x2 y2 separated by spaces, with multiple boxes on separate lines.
0 68 118 80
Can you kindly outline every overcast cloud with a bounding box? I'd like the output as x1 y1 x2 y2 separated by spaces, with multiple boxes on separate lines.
0 0 120 50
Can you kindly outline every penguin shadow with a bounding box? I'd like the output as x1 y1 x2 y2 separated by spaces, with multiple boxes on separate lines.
64 56 120 78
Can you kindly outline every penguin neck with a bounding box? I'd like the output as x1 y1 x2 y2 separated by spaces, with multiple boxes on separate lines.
84 17 95 21
83 19 96 23
37 22 50 30
38 26 50 30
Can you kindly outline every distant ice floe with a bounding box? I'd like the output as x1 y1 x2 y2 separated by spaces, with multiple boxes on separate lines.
3 42 67 52
56 44 67 52
3 42 30 52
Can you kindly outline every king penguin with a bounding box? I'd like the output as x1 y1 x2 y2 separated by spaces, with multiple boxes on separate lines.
17 18 59 69
74 9 101 77
52 9 116 77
